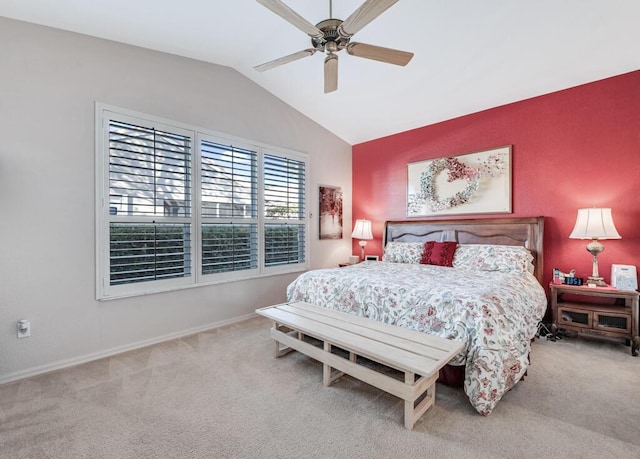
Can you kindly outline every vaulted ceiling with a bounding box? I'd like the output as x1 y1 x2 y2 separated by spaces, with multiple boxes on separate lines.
2 0 639 144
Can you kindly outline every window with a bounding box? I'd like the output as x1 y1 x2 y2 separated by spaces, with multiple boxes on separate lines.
200 139 258 276
264 154 306 267
97 105 308 299
106 119 193 291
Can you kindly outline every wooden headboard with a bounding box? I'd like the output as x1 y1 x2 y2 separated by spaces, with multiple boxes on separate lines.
384 217 545 284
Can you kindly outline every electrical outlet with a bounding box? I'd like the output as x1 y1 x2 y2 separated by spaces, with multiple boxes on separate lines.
17 320 30 338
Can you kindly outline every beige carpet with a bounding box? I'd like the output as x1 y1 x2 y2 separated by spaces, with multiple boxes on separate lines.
1 316 639 459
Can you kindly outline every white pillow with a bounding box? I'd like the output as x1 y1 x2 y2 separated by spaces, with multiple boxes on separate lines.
452 244 534 274
382 242 425 264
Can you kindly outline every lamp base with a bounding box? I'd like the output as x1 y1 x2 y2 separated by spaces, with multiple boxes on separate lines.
586 239 606 286
587 276 607 287
359 240 367 262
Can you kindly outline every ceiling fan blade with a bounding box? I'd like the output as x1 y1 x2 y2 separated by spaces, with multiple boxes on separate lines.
324 54 338 93
257 0 324 40
338 0 399 37
254 48 317 72
346 42 413 66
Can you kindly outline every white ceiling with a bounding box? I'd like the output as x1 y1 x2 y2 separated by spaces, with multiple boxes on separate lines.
2 0 639 144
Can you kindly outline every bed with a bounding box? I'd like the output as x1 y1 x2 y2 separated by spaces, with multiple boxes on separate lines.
286 217 547 415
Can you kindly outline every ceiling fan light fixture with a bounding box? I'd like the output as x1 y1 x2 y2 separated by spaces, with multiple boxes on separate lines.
324 54 338 93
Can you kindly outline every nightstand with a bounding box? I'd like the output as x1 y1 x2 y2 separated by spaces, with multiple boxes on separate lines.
550 283 639 355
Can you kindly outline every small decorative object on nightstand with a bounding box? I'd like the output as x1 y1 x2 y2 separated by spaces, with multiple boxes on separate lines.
550 282 639 355
611 264 638 291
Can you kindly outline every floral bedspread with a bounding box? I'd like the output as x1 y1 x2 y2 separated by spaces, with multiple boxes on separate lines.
286 261 547 415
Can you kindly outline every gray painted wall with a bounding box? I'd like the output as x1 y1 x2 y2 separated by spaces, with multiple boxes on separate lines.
0 17 352 382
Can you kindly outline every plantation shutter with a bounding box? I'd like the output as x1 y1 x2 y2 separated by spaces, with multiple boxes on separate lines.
98 105 308 299
108 120 192 286
264 153 306 266
200 140 258 275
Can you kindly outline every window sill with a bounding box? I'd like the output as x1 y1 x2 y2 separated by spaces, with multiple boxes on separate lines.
98 266 307 301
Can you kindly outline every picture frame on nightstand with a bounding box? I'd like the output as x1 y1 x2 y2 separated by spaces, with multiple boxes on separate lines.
611 264 638 291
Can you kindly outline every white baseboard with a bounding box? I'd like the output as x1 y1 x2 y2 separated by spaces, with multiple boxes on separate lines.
0 312 258 386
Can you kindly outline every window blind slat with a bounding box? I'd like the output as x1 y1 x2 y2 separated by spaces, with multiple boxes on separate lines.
109 223 192 286
109 120 191 219
201 223 258 274
264 223 305 266
264 154 305 222
200 140 258 222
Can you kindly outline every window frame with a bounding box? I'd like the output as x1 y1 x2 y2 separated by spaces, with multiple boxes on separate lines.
96 103 309 300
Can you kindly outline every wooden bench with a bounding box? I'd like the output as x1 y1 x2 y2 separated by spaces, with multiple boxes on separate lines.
256 301 464 429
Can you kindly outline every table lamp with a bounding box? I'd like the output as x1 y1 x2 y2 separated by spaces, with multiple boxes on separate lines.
351 219 373 261
569 208 621 286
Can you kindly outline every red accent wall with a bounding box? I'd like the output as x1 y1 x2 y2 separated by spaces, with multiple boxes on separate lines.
352 70 640 290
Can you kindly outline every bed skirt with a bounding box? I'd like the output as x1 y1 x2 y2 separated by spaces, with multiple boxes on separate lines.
439 361 529 388
438 364 465 387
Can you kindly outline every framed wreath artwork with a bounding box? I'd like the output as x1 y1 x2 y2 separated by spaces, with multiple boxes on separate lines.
407 146 512 217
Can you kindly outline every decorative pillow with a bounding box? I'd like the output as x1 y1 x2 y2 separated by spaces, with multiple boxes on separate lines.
382 242 425 264
420 241 458 267
452 244 534 274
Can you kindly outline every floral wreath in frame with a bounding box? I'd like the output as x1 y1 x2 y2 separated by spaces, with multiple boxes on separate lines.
411 153 507 212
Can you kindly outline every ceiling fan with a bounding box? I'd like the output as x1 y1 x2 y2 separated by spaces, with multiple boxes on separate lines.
254 0 414 93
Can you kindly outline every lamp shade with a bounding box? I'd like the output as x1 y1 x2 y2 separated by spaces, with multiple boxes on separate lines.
351 219 373 240
569 208 621 240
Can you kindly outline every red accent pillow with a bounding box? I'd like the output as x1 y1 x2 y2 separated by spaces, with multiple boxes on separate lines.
420 241 458 267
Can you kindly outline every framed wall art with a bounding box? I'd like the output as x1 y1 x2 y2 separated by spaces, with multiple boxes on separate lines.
319 185 343 239
407 146 512 217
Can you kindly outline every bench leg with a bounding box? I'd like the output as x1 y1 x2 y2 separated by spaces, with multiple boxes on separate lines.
272 322 296 358
404 372 437 430
323 342 346 386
